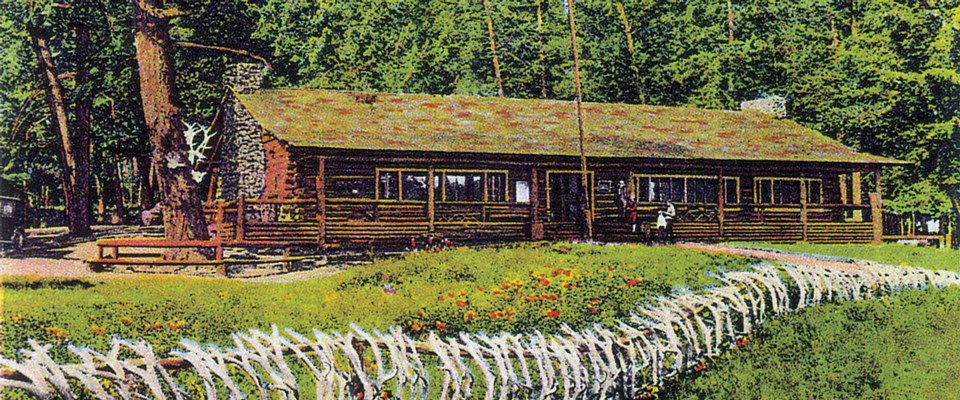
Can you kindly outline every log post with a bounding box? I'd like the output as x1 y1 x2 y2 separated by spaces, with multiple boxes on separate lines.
206 166 218 204
717 171 725 239
800 179 808 242
852 171 862 221
235 195 245 243
316 157 326 247
530 168 543 240
870 192 883 245
428 163 436 233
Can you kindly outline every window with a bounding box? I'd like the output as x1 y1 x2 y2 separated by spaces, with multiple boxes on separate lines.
687 178 719 204
402 172 429 201
724 178 739 204
378 171 399 200
515 181 530 203
330 177 375 199
638 177 685 202
634 175 733 203
755 178 821 204
445 173 484 202
487 173 507 202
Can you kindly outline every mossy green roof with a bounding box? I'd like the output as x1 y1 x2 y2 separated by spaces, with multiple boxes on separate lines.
236 89 902 164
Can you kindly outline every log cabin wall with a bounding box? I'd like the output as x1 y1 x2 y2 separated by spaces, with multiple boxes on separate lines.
207 144 880 248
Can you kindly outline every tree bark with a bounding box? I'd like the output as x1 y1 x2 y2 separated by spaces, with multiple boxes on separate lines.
112 154 126 222
482 0 505 97
948 186 960 249
73 22 94 232
130 0 210 242
29 27 91 236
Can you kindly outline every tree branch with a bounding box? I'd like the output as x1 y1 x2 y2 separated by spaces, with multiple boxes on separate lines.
175 42 272 70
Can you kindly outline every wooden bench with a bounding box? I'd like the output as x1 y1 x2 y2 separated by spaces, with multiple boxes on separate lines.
90 238 226 275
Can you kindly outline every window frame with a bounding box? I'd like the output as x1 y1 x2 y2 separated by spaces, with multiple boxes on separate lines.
753 177 823 205
631 174 740 205
374 168 510 203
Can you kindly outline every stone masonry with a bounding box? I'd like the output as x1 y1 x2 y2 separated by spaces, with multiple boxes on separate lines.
220 65 267 201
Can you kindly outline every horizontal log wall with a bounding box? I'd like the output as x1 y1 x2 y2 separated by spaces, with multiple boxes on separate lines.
208 149 882 247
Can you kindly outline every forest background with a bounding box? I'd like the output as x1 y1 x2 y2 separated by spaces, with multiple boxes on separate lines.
1 0 957 239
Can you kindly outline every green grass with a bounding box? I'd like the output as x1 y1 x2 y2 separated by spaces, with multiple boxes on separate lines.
734 242 959 271
664 287 960 399
1 242 753 358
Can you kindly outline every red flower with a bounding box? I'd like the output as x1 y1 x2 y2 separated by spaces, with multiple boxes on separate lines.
455 300 467 308
693 363 705 372
626 278 642 287
435 321 448 331
546 309 560 319
540 279 551 287
587 306 598 314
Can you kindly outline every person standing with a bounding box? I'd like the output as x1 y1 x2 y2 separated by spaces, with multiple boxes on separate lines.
665 201 676 242
656 211 667 243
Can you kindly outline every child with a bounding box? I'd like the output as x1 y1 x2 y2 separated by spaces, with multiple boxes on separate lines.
656 211 667 242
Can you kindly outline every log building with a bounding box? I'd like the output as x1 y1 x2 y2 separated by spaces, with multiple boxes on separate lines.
205 66 906 249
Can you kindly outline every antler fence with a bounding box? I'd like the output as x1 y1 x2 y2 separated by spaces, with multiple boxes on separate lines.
2 261 958 399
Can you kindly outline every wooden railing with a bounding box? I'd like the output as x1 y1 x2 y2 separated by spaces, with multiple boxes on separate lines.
89 238 225 274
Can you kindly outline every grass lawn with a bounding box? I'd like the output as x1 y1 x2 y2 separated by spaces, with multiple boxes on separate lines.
733 242 959 271
665 287 960 399
1 242 753 358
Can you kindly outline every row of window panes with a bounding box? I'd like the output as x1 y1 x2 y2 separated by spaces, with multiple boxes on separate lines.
634 176 739 204
378 171 509 202
755 178 821 204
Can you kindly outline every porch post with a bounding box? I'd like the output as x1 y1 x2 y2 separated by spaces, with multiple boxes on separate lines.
852 171 863 222
800 179 808 242
530 167 543 240
427 163 436 233
235 195 245 243
316 157 326 247
717 170 725 239
870 167 883 245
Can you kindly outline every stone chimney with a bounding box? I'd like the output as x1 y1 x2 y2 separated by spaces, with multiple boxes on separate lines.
740 96 787 118
223 63 264 94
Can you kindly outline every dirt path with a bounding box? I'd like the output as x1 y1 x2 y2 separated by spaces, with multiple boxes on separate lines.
677 242 894 274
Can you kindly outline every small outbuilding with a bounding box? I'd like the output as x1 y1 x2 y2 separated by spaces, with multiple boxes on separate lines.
205 66 905 248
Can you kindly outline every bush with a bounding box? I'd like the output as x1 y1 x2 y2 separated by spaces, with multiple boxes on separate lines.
664 287 960 399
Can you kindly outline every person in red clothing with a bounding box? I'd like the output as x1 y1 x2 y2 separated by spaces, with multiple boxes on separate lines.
628 195 638 233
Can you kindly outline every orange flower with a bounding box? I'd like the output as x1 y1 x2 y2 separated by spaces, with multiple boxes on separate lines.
166 320 185 331
489 311 502 320
11 313 23 324
693 363 706 372
119 317 132 325
540 279 551 287
435 321 448 331
502 308 516 320
626 278 642 287
438 295 445 302
477 285 484 292
410 322 423 331
587 306 598 314
492 289 503 295
90 325 105 336
562 283 572 289
736 337 749 348
456 300 467 308
458 290 466 297
590 298 600 304
545 309 560 319
45 327 68 339
563 269 573 277
546 294 559 301
463 311 477 322
417 310 425 317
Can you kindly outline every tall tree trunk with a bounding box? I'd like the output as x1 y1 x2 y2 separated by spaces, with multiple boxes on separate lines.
566 0 592 239
537 0 547 98
727 0 735 44
112 154 126 223
948 186 960 249
614 1 645 104
136 155 155 212
28 27 91 236
482 0 505 97
130 0 210 242
73 22 93 232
